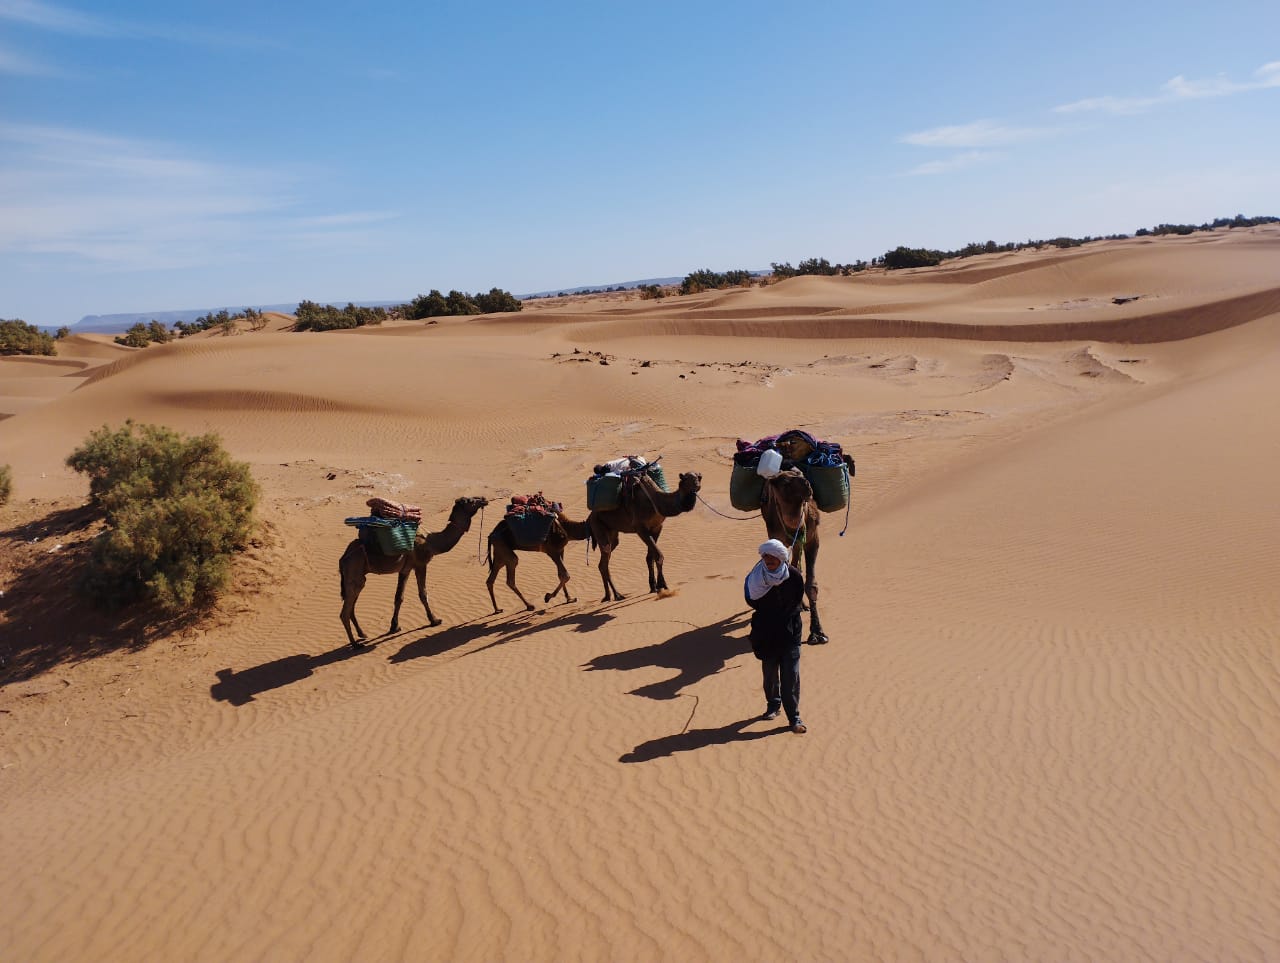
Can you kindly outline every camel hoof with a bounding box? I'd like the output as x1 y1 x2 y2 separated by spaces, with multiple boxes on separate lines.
429 618 443 627
565 596 576 604
544 592 554 603
807 632 829 645
350 640 366 650
524 603 535 611
493 608 503 614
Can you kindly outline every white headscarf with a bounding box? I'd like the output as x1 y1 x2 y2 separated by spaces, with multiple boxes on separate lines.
746 538 791 600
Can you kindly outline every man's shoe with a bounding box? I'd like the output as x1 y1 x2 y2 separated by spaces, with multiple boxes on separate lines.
792 720 808 734
761 707 781 721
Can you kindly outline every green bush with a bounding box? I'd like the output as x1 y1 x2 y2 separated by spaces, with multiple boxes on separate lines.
403 287 522 320
0 464 11 505
66 421 258 613
293 300 388 332
1 319 56 356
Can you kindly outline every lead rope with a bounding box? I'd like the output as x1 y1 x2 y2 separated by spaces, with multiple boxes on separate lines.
787 498 809 554
695 491 760 520
475 504 485 563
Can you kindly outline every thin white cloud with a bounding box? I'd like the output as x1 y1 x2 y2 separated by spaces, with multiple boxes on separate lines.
0 123 391 270
292 212 401 228
0 0 113 33
0 0 276 49
902 151 997 177
0 41 60 74
1055 60 1280 114
900 119 1050 149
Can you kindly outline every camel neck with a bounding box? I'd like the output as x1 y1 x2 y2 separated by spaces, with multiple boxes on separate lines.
645 481 694 517
427 512 472 552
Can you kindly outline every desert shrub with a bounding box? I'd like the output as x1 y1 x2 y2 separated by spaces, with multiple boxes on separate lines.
403 287 522 319
293 300 388 331
0 464 11 505
1 319 56 356
679 268 755 295
66 421 258 613
115 323 153 347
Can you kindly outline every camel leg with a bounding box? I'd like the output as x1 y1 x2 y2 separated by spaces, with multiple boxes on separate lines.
485 558 506 614
390 567 411 634
414 559 442 627
803 539 827 644
638 530 665 592
339 558 368 647
640 532 657 592
496 552 534 611
597 536 624 601
544 553 576 605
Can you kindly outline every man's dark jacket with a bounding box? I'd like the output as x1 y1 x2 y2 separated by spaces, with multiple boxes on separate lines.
744 565 805 659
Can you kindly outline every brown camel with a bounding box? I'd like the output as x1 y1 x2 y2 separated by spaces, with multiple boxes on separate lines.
485 510 591 613
588 470 702 601
759 465 843 644
338 495 489 647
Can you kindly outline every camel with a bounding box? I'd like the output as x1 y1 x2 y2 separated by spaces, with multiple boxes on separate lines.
338 495 489 647
485 510 591 613
588 470 702 601
759 466 837 644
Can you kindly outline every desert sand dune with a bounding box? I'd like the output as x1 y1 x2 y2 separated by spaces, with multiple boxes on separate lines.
1 229 1277 961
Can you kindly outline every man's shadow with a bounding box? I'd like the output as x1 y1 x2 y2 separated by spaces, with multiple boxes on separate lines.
620 716 786 763
583 611 750 701
211 644 372 706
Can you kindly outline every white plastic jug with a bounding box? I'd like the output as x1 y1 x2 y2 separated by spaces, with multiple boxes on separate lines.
756 448 783 478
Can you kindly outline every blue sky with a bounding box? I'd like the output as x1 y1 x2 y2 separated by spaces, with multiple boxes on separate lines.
3 0 1278 325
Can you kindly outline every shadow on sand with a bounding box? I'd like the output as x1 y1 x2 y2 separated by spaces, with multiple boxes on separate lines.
2 504 197 685
210 642 375 706
583 611 751 701
620 716 788 763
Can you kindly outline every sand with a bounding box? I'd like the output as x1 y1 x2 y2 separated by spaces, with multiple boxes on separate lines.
1 227 1278 961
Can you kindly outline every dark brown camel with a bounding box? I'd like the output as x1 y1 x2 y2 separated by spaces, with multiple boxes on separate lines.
338 495 489 647
760 467 830 644
485 511 591 613
588 471 702 601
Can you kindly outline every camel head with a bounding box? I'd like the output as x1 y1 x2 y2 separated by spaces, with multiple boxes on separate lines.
676 471 702 510
453 495 489 517
677 471 702 494
766 468 813 504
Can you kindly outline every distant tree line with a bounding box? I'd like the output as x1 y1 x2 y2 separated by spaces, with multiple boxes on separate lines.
1135 214 1278 236
770 257 868 278
293 301 389 332
1 319 57 355
402 287 522 320
777 213 1279 274
116 320 173 347
173 308 266 338
679 269 757 295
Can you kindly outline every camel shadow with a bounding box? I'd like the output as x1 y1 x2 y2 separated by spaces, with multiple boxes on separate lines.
459 609 616 660
210 643 370 706
584 612 750 701
620 717 786 763
388 616 515 664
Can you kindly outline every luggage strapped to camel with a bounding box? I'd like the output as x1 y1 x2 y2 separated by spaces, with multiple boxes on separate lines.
730 430 854 513
585 454 669 511
344 496 422 555
503 492 561 547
